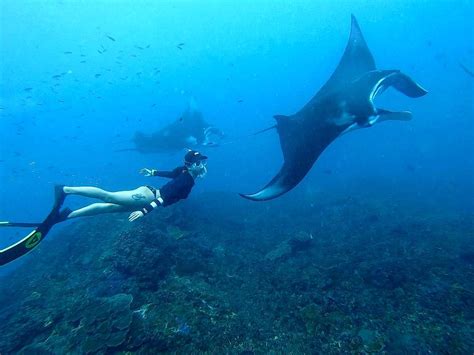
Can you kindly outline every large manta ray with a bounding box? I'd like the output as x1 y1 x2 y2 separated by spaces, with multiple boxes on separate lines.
241 15 427 201
132 98 224 154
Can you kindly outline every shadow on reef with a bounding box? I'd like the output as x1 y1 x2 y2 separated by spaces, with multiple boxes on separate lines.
0 183 473 353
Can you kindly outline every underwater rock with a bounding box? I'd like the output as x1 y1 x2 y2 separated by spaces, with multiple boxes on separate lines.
126 313 148 349
70 293 134 353
167 225 193 240
358 328 385 352
112 310 133 330
265 242 291 261
106 328 129 348
18 342 51 354
175 256 207 276
265 232 313 261
299 303 323 333
109 293 133 309
362 262 410 290
82 334 105 354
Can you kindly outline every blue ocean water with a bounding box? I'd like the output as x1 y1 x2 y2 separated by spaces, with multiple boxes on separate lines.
0 0 473 352
1 0 472 219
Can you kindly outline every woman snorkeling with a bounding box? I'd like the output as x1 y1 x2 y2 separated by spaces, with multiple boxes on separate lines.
55 150 208 223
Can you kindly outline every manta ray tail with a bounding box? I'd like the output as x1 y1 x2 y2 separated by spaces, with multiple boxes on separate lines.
376 108 412 122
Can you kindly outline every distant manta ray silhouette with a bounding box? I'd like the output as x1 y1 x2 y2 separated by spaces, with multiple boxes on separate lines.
240 15 428 201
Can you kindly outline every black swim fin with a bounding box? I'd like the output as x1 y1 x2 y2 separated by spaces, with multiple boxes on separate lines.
54 184 67 208
0 186 70 266
55 208 72 224
0 221 41 228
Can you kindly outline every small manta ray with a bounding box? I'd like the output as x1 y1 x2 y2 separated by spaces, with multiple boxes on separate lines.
240 15 427 201
129 98 225 154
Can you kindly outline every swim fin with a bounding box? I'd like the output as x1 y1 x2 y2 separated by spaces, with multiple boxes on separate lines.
54 184 67 208
0 187 69 266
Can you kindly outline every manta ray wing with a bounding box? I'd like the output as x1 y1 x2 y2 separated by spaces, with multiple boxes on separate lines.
240 115 338 201
309 14 376 106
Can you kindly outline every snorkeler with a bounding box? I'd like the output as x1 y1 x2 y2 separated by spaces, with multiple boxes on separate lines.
57 150 208 223
0 150 207 266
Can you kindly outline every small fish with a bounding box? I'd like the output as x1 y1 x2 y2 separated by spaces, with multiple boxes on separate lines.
80 60 86 63
98 49 103 54
52 74 62 79
24 87 33 92
459 62 474 78
237 99 243 103
135 45 144 50
63 51 73 54
106 35 116 42
95 73 101 78
146 44 150 49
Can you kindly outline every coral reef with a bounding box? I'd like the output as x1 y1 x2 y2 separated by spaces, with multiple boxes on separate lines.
0 188 472 353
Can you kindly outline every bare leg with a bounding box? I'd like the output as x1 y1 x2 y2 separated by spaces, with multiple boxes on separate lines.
63 186 155 207
67 203 131 219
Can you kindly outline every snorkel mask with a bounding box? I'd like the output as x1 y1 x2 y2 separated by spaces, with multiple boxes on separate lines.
188 160 207 178
184 150 208 178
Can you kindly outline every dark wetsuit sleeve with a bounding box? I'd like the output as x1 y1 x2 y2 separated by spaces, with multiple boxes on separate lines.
151 167 183 179
141 167 194 215
142 198 163 215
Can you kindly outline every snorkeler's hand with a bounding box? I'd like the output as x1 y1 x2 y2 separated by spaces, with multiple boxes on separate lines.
128 210 144 222
140 168 155 177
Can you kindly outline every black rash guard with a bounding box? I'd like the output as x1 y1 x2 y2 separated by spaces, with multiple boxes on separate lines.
142 166 195 214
